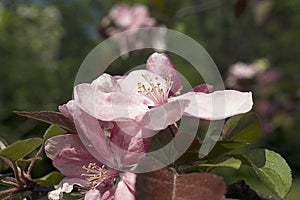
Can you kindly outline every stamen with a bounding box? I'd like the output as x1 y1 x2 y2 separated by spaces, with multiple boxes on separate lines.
81 163 108 188
137 74 170 105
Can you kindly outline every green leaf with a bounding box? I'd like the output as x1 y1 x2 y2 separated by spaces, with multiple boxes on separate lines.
232 149 292 199
207 141 246 160
16 157 41 171
183 157 242 172
44 125 67 141
0 138 43 162
222 112 261 143
175 136 202 166
33 171 64 186
149 128 174 152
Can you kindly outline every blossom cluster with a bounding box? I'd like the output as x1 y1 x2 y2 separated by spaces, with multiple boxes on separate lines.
225 59 293 133
45 52 253 199
98 4 165 57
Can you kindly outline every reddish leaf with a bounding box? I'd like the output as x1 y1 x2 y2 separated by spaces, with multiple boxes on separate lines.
14 111 76 133
135 168 226 200
235 0 247 18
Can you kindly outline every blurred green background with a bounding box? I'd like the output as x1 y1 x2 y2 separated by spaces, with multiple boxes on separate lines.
0 0 299 199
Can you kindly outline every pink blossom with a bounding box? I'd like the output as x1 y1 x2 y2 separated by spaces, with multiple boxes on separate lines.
108 4 155 31
46 95 151 199
45 134 136 200
74 52 253 131
99 4 164 57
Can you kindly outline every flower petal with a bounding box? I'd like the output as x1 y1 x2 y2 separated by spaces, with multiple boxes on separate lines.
45 134 103 178
137 99 190 130
58 100 75 122
146 52 182 94
114 173 136 200
48 177 89 200
110 122 152 167
189 84 213 93
119 69 170 106
72 103 115 166
74 83 149 121
173 90 253 120
45 134 82 160
91 73 120 92
85 189 101 200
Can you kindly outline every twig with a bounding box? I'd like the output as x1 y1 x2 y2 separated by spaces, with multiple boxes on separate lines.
226 180 279 200
168 125 176 137
0 155 21 184
26 144 44 176
0 187 21 196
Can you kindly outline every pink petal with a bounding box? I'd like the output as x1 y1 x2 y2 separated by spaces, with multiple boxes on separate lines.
109 4 133 28
114 173 136 200
130 5 153 29
91 73 120 92
110 122 152 166
122 172 136 192
58 100 75 122
190 84 213 93
114 120 156 138
72 103 116 166
137 99 190 130
45 134 103 178
146 52 182 94
85 189 101 200
173 90 253 120
45 134 83 160
74 83 149 121
100 189 114 200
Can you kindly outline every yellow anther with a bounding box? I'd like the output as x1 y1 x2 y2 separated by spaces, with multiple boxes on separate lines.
81 163 107 188
137 73 170 105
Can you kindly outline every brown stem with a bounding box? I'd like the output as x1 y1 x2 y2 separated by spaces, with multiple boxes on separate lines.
0 155 21 183
1 179 19 187
0 187 21 196
168 126 176 137
26 144 44 176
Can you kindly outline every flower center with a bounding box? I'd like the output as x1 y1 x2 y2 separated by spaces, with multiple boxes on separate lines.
81 163 108 188
137 73 172 105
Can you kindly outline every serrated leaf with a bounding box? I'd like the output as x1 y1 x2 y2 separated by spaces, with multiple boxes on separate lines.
232 149 292 199
0 138 43 162
222 112 261 143
183 157 242 172
33 171 64 186
44 125 67 141
135 168 226 200
14 111 76 133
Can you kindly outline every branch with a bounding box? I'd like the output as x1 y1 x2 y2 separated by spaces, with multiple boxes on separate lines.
26 144 44 176
226 180 279 200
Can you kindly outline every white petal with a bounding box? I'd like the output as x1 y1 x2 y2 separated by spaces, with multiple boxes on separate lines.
172 90 253 120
